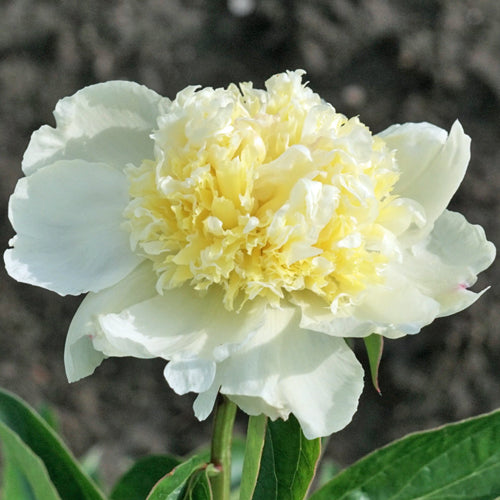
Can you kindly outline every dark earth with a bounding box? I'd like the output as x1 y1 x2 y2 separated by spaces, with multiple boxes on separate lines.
1 0 499 490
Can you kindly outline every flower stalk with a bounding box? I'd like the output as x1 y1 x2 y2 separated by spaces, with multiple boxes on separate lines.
210 395 237 500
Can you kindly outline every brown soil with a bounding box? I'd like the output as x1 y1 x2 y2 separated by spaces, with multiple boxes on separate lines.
1 0 499 490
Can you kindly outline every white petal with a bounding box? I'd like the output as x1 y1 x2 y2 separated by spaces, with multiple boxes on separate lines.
399 210 495 318
428 210 496 274
379 121 470 239
64 261 158 382
5 160 142 295
355 271 441 336
218 306 364 439
193 383 220 421
292 291 375 338
23 81 165 176
164 358 216 394
354 209 495 335
279 332 364 439
94 286 266 397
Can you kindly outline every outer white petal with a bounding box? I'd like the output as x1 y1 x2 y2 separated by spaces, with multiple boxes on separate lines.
23 81 165 176
193 384 220 421
354 273 441 337
218 307 364 439
64 261 158 382
94 286 266 395
164 359 216 395
401 210 495 317
428 210 496 275
378 121 470 239
4 160 142 295
351 210 495 336
289 291 371 337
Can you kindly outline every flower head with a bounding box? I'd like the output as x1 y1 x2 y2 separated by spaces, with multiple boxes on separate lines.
125 71 398 313
5 71 495 439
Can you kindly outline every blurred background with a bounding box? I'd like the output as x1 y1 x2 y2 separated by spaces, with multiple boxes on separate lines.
1 0 499 489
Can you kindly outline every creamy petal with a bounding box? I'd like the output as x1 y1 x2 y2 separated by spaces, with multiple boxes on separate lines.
428 210 496 274
5 160 142 295
64 261 158 382
353 209 495 336
218 306 364 439
93 286 266 397
355 271 441 337
164 358 216 394
292 291 375 338
379 121 470 239
399 210 495 318
23 81 165 176
193 383 220 421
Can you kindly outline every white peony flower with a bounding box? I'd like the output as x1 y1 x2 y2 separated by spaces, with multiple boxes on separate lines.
5 71 495 439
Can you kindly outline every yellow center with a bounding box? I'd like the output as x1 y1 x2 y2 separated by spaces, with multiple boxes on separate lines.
124 71 400 311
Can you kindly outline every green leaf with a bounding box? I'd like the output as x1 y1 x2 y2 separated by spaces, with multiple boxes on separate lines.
247 414 322 500
110 455 181 500
363 334 384 394
309 409 500 499
146 454 210 500
0 388 106 500
79 447 104 487
37 403 60 433
239 415 267 500
0 420 61 500
182 463 217 500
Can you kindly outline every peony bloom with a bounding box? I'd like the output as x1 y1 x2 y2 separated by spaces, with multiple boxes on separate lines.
5 71 495 439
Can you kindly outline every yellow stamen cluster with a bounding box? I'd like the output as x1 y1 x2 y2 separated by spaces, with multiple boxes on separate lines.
124 71 400 311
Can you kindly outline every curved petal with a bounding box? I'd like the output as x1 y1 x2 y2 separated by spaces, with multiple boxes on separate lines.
354 270 441 337
379 121 470 239
352 209 495 335
164 359 216 395
93 286 266 394
23 81 165 176
4 160 141 295
400 210 495 318
291 291 375 338
428 210 496 274
193 383 220 421
218 306 364 439
64 261 158 382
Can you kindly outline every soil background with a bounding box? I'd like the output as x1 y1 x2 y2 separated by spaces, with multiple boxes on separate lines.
1 0 500 491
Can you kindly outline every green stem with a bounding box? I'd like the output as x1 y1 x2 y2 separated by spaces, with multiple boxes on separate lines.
210 395 237 500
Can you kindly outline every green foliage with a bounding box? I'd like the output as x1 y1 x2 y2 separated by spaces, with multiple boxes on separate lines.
241 414 322 500
145 454 212 500
363 334 384 394
0 388 106 500
0 420 61 500
310 408 500 499
110 455 181 500
2 386 500 500
182 463 218 500
239 415 267 500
